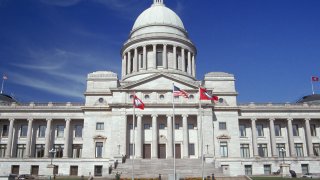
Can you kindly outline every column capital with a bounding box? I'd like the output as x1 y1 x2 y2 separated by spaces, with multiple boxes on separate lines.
27 118 33 122
182 114 189 118
151 114 158 118
287 118 293 121
9 118 15 122
251 118 257 121
65 118 71 122
305 118 311 121
268 118 275 121
137 114 143 118
153 44 157 48
163 44 167 46
166 114 173 118
46 118 52 122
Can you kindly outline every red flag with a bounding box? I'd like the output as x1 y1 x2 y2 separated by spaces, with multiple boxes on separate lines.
173 85 189 98
312 76 319 82
199 87 218 101
133 95 144 110
3 75 7 80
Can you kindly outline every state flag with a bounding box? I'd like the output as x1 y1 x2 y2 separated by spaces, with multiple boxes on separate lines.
133 95 144 110
199 87 218 101
312 76 319 82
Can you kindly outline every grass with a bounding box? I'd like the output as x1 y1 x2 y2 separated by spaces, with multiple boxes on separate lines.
252 177 320 180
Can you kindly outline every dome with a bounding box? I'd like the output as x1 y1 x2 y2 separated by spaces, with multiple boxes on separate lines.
0 93 17 104
296 94 320 104
132 1 185 32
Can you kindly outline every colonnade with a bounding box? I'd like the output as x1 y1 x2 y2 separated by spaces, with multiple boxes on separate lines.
122 44 196 77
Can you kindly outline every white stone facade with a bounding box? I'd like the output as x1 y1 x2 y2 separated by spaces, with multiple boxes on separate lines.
1 0 320 178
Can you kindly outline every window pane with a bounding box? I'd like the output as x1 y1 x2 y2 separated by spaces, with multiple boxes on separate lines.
295 143 303 157
293 124 299 136
264 165 271 175
0 144 6 157
159 124 165 129
256 124 264 136
75 125 83 138
313 143 320 156
245 165 252 175
188 124 194 129
311 124 316 136
144 124 150 129
2 125 8 136
96 142 103 158
276 143 286 157
188 143 195 156
240 144 250 158
274 124 281 136
57 125 64 138
72 144 82 158
239 125 246 137
220 142 228 157
16 144 26 158
258 144 268 157
38 126 46 137
156 51 163 66
20 125 28 137
96 123 104 130
35 144 45 158
219 122 226 130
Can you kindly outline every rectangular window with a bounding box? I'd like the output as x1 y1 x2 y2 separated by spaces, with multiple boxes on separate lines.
175 123 180 129
56 125 64 138
96 142 103 158
310 124 316 136
144 124 150 129
188 143 195 156
0 144 6 157
295 143 304 157
129 143 133 156
74 125 83 138
219 122 227 130
94 165 103 177
156 51 163 66
276 143 286 157
159 124 165 129
188 124 194 129
239 125 246 137
35 144 45 158
293 124 299 136
139 53 143 68
96 123 104 130
244 165 252 176
11 165 20 175
70 166 78 176
16 144 26 158
313 143 320 156
264 165 271 175
301 164 309 175
274 124 281 136
20 125 28 137
240 144 250 158
2 125 8 136
38 125 46 138
54 144 64 158
220 142 228 157
128 124 133 130
72 144 83 158
258 144 268 157
256 124 264 136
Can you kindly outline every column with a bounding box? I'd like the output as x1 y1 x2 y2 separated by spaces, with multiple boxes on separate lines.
181 48 186 72
269 118 277 157
143 45 147 70
167 115 173 158
287 118 295 157
173 46 177 70
44 118 52 157
153 44 157 69
127 51 131 74
251 118 258 157
152 114 158 158
163 44 167 69
63 118 71 158
122 54 127 76
136 115 143 158
187 51 191 74
133 48 138 72
182 115 189 158
304 118 314 156
5 118 15 158
24 118 33 158
192 55 196 76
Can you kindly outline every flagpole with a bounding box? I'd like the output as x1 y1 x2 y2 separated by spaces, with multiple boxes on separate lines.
132 93 136 180
0 78 4 94
199 86 204 180
311 78 315 95
172 83 176 180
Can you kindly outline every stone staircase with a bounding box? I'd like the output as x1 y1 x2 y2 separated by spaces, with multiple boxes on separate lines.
112 158 223 179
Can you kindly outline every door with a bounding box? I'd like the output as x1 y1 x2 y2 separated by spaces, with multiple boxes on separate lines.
11 165 19 175
158 144 166 159
175 144 181 159
143 144 151 159
31 166 39 175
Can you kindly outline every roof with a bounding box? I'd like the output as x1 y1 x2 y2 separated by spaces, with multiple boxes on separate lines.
296 94 320 104
0 93 17 104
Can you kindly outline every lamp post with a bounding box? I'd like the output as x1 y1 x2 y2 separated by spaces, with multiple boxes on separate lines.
49 148 56 165
280 148 286 164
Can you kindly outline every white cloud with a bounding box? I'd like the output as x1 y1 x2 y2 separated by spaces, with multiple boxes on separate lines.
39 0 83 7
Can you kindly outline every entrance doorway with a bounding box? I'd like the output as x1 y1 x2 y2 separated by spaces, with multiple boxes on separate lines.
175 144 181 159
143 144 151 159
158 144 166 159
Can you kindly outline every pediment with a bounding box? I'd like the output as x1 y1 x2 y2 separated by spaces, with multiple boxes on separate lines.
119 73 199 91
217 134 231 139
93 135 107 140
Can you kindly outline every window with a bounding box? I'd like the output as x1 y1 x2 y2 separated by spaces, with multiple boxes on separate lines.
293 124 299 136
0 144 6 157
159 124 165 129
219 122 227 130
129 143 133 156
159 95 164 100
188 124 194 129
311 124 316 136
54 144 64 158
244 165 252 176
56 125 64 138
156 51 163 66
70 166 78 176
189 95 194 99
129 95 134 99
220 142 228 157
20 125 28 137
313 143 320 156
72 144 82 158
240 144 250 158
258 144 268 157
38 126 46 138
11 165 20 175
2 125 8 136
128 124 133 130
35 144 45 158
74 125 83 138
174 96 179 100
139 53 143 68
301 164 309 175
256 124 264 136
274 124 281 136
16 144 26 158
295 143 304 157
96 142 103 158
276 143 286 157
144 95 150 99
144 124 150 129
96 123 104 130
239 125 246 137
188 143 195 156
175 123 180 129
94 165 103 177
264 165 271 175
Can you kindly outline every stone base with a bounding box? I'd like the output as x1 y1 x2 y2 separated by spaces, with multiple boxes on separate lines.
205 155 214 163
280 163 290 177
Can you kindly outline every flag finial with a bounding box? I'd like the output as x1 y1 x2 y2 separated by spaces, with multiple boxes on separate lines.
153 0 164 5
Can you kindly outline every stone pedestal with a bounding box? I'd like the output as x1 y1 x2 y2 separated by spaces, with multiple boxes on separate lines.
280 163 290 177
205 154 214 163
47 164 55 179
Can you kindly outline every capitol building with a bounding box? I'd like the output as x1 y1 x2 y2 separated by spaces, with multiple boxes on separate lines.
1 0 320 178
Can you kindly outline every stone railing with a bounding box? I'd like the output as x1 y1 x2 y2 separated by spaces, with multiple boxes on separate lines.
0 102 84 109
238 102 320 108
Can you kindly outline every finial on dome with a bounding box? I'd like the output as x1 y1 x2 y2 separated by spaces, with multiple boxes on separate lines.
153 0 164 5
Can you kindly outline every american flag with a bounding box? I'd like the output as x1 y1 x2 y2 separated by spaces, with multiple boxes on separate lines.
173 85 189 98
3 75 7 80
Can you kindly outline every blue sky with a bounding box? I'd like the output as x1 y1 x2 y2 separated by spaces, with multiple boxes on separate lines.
0 0 320 103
